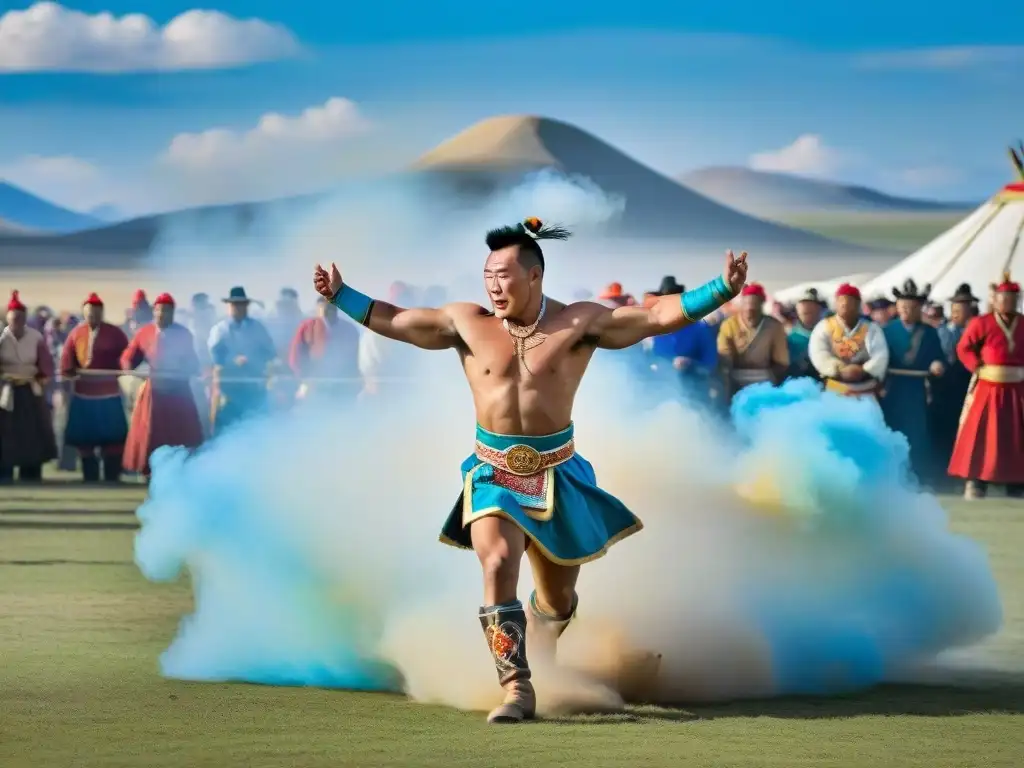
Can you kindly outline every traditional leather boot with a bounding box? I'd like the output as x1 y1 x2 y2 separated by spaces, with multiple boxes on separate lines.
479 600 536 723
102 453 123 484
19 464 43 482
527 590 578 663
81 455 100 483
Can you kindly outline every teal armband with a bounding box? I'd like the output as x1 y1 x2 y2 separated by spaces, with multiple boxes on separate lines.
680 275 734 322
330 284 375 326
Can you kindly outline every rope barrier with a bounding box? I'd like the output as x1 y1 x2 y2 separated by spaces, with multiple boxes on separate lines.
56 368 410 385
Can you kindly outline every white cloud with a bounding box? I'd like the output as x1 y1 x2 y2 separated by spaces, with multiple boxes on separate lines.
854 45 1024 72
2 97 380 214
749 135 844 178
163 98 370 170
0 2 299 72
157 97 376 205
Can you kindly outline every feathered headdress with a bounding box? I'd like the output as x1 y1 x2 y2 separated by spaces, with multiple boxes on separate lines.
485 217 571 271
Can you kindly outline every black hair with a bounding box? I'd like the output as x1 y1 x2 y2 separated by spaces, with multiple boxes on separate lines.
485 217 571 273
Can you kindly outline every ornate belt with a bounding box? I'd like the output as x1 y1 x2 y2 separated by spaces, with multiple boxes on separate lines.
731 368 771 384
977 365 1024 384
825 378 878 395
474 438 576 476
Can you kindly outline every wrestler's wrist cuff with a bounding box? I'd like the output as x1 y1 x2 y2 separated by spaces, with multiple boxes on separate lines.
680 275 734 322
330 284 375 326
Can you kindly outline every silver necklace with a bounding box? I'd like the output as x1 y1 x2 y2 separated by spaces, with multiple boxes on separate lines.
503 295 548 361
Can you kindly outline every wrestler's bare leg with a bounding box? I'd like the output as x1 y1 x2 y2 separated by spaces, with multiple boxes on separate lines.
525 545 580 661
471 516 526 604
470 516 535 723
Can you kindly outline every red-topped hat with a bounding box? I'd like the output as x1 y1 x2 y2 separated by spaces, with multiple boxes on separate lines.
741 283 766 299
835 283 861 299
132 289 147 306
994 271 1020 293
7 290 26 312
154 292 175 306
83 292 103 307
599 282 623 299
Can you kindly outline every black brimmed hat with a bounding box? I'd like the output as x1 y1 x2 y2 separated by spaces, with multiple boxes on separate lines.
948 283 980 303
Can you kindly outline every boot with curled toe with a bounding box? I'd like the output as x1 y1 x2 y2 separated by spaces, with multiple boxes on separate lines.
479 600 536 723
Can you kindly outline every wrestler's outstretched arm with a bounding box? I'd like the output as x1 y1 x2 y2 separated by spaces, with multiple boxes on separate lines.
313 262 459 350
590 250 747 350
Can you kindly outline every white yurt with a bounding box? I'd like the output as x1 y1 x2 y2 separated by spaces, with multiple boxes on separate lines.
859 170 1024 304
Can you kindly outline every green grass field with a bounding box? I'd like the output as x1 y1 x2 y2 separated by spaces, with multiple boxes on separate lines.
777 211 970 251
1 481 1022 768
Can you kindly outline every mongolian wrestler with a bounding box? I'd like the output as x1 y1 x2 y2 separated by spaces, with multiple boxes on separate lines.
312 217 748 724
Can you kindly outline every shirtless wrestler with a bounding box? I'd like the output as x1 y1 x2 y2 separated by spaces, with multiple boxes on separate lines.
313 217 748 723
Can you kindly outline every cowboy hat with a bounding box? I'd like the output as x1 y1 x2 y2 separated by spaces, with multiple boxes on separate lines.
223 286 254 304
892 278 931 302
654 275 684 296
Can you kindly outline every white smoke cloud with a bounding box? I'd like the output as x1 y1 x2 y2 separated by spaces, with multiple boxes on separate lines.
0 3 299 72
139 170 628 302
129 171 1005 719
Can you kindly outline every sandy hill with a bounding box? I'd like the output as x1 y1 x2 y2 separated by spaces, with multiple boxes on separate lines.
412 116 853 250
679 166 975 218
0 181 100 233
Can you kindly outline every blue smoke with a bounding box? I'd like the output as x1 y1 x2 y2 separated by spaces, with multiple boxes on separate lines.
728 380 1003 694
134 411 406 691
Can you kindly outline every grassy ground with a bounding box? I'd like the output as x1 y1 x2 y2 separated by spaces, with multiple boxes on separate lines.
1 480 1022 768
778 210 970 251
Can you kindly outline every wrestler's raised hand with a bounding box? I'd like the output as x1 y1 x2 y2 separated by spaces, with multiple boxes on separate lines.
725 250 748 293
313 262 343 300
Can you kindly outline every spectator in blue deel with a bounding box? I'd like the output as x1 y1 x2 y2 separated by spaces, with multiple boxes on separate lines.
647 275 719 378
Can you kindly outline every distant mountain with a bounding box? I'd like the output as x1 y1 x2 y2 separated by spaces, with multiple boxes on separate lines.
412 115 853 250
0 181 100 233
678 167 976 218
0 192 327 267
87 203 127 223
0 216 32 234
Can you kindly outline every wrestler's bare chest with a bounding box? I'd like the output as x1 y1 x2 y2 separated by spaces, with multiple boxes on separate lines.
455 311 596 433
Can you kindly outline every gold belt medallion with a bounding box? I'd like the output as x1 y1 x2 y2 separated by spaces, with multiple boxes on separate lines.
504 444 543 475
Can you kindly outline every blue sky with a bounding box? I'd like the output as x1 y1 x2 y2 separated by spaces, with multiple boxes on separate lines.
0 1 1021 214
